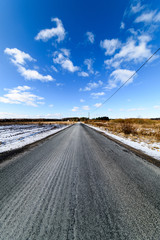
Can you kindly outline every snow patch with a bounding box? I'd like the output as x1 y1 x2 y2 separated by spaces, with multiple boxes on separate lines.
0 124 70 153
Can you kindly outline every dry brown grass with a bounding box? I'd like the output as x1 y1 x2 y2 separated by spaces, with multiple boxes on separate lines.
88 118 160 144
0 121 73 126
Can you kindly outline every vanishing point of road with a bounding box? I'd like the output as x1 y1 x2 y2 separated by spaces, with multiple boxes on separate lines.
0 123 160 240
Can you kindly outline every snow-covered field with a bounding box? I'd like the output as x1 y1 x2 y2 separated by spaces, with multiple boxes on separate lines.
0 124 69 153
87 124 160 161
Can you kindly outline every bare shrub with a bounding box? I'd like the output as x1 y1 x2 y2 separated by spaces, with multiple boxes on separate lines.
38 122 44 126
156 129 160 141
120 122 137 135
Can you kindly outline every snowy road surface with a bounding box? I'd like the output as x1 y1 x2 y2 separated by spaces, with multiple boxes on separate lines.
0 123 160 240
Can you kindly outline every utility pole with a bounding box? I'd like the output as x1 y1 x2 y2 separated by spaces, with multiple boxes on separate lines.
88 112 90 119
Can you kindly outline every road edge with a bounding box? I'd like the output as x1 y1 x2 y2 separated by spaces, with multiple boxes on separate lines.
85 123 160 168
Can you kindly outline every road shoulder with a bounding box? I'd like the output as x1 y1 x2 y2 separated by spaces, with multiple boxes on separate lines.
85 124 160 168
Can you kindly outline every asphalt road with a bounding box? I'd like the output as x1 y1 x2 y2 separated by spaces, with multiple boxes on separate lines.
0 123 160 240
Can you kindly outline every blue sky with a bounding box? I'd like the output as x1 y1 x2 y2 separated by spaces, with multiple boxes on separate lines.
0 0 160 119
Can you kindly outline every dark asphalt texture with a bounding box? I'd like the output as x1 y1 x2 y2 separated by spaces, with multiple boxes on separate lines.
0 123 160 240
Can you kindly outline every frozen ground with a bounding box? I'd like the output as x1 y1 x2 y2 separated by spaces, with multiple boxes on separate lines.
0 124 70 153
87 124 160 161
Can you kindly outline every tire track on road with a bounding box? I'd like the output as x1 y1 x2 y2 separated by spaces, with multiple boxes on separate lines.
1 123 160 240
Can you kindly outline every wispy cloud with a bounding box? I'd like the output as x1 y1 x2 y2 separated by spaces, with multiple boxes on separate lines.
154 12 160 22
91 92 105 98
78 71 89 77
51 65 58 72
72 106 79 112
84 58 94 74
35 18 66 42
56 83 64 87
80 80 103 91
100 39 121 56
80 99 85 102
0 86 44 107
106 69 135 89
120 22 125 29
135 10 157 23
82 105 90 110
131 2 145 14
53 49 79 72
5 48 54 82
94 103 102 107
86 31 95 44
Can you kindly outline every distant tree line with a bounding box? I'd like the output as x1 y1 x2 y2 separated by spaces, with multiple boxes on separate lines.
92 116 109 121
0 116 110 123
0 118 62 123
151 118 160 120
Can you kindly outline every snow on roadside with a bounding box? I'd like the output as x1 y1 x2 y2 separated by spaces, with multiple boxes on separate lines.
86 124 160 161
0 124 70 154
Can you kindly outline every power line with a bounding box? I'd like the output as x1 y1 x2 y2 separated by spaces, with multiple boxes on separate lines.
91 47 160 114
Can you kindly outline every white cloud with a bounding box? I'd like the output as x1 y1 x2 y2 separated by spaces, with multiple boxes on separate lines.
53 49 79 72
84 59 94 74
72 106 79 112
80 99 85 102
100 39 121 56
18 66 54 82
5 47 54 81
15 86 31 91
107 69 135 89
94 103 102 107
105 35 152 68
116 35 151 61
82 105 90 110
80 80 103 91
4 48 35 65
91 92 105 98
35 18 66 42
61 59 79 72
86 32 95 43
61 48 70 57
0 86 44 107
120 22 125 29
135 10 156 23
131 2 145 14
78 71 89 77
104 58 123 69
